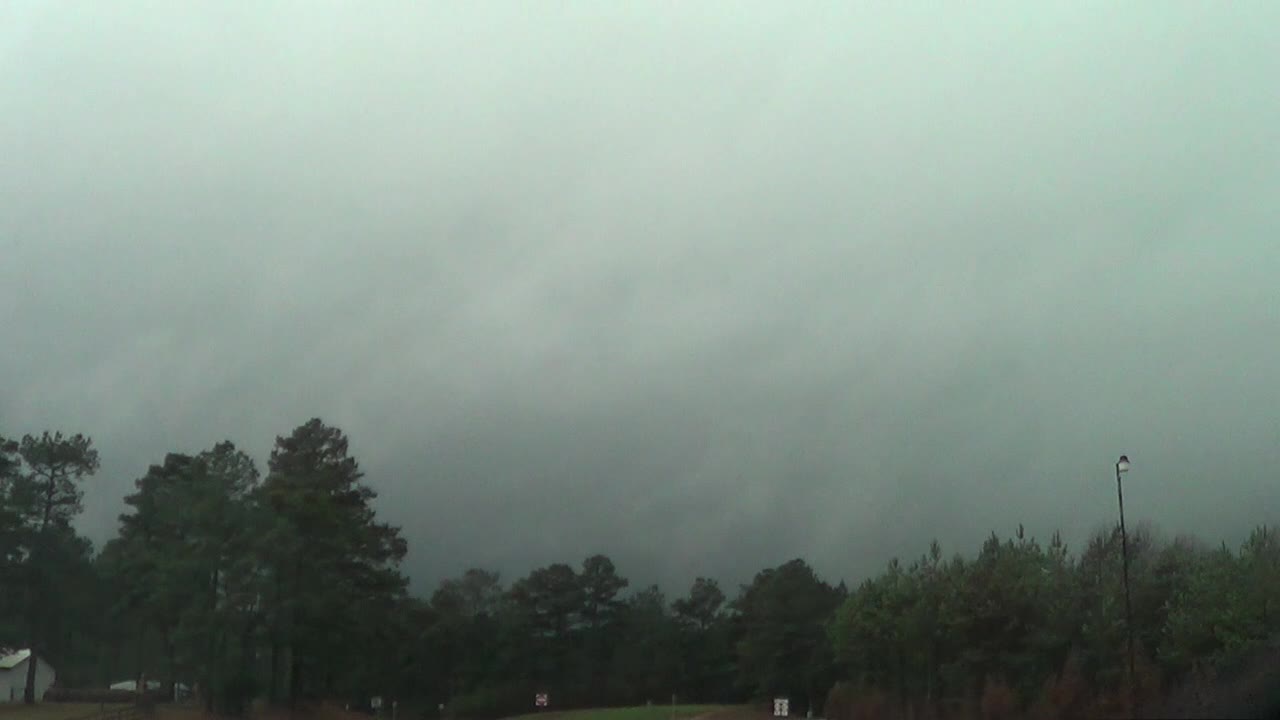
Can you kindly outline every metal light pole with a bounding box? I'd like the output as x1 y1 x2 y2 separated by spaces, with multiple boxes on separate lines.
1115 455 1136 703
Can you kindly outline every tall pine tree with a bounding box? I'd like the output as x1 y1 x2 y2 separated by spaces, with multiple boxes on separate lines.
257 419 407 705
9 432 98 703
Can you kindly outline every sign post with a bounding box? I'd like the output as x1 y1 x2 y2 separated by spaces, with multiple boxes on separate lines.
773 698 790 718
535 693 549 711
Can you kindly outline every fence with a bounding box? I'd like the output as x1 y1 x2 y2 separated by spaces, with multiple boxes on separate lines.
74 705 148 720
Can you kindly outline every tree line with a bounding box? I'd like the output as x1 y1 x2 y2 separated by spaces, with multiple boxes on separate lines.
1 420 1277 718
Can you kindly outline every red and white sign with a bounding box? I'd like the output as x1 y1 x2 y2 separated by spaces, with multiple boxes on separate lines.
535 694 549 708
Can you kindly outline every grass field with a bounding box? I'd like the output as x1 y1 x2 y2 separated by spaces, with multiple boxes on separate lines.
0 705 367 720
0 704 122 720
504 705 732 720
0 703 741 720
0 705 239 720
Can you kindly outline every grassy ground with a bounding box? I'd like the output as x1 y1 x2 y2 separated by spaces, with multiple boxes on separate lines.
0 704 369 720
0 704 123 720
504 705 732 720
0 703 747 720
152 706 369 720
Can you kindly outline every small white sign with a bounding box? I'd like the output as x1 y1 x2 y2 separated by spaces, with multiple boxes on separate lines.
773 698 789 717
535 693 549 708
372 696 383 709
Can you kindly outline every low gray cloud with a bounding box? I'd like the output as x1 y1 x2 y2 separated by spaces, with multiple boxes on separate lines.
3 3 1279 593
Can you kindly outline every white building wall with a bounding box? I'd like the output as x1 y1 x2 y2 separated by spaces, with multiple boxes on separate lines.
0 659 57 703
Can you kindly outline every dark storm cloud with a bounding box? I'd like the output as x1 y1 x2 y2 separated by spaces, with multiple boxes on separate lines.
3 3 1279 593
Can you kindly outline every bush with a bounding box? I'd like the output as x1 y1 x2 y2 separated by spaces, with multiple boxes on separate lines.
214 667 260 716
851 691 896 720
823 682 898 720
1031 651 1090 720
44 687 140 703
824 682 855 720
447 684 534 719
979 676 1018 720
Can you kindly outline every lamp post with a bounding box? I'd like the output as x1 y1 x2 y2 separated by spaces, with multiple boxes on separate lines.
1115 454 1136 703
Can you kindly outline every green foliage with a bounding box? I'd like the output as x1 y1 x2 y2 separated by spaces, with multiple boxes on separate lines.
609 585 682 705
502 705 726 720
447 682 533 719
256 418 408 703
673 577 734 702
1158 538 1261 675
7 419 1276 718
429 569 504 701
433 569 504 618
0 430 99 703
673 577 725 631
581 554 629 628
98 420 410 712
828 524 1280 718
0 434 23 597
578 555 629 703
107 442 265 712
10 432 99 531
426 559 736 712
735 559 843 710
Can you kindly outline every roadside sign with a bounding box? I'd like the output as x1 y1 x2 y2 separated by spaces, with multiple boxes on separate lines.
773 698 789 717
535 693 549 708
372 696 383 709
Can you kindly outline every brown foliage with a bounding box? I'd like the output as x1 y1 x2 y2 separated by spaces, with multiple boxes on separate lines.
827 641 1280 720
1131 640 1164 709
824 681 855 720
849 690 895 720
979 677 1018 720
824 682 896 720
1030 651 1090 720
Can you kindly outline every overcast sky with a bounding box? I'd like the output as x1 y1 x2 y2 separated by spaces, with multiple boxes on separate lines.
3 3 1278 594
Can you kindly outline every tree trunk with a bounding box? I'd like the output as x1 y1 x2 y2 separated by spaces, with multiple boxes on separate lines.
23 585 38 705
288 646 300 708
269 640 281 704
232 616 259 714
163 627 177 702
926 639 936 702
135 623 146 697
205 568 220 711
892 647 904 707
23 652 38 704
23 547 40 704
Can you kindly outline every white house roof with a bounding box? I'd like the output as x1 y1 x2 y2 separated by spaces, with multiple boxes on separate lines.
109 680 162 691
0 649 31 670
